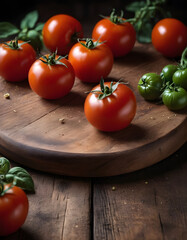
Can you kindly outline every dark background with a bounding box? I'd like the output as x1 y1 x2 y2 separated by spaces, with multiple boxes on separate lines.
0 0 186 26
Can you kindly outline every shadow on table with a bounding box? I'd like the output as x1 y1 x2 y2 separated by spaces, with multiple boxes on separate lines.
92 141 187 184
1 228 40 240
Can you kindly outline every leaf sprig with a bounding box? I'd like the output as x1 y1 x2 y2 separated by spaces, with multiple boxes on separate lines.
0 157 35 193
0 10 44 51
125 0 171 43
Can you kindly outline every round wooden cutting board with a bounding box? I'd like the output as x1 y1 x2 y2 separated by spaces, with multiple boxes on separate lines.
0 43 186 177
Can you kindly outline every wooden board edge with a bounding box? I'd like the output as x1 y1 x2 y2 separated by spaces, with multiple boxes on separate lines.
0 117 186 177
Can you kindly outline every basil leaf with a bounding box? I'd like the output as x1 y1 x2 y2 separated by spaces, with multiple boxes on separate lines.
0 157 10 175
0 22 19 38
34 22 44 32
126 1 146 12
20 10 38 29
5 167 35 192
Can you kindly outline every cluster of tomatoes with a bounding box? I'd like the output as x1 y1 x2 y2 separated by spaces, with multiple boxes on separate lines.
138 47 187 111
0 12 187 132
0 11 138 132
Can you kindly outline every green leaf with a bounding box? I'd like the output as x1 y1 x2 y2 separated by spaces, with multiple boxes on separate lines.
34 22 44 32
126 1 146 12
0 157 10 175
0 22 19 38
5 167 35 192
20 10 38 29
135 21 153 43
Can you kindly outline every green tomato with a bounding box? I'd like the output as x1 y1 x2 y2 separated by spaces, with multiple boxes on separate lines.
138 73 163 100
162 86 187 110
172 68 187 90
160 64 178 84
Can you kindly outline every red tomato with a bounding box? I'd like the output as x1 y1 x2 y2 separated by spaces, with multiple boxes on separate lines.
42 14 84 55
0 184 29 236
84 81 136 132
68 39 113 83
92 13 136 57
152 18 187 58
0 40 36 82
28 53 75 99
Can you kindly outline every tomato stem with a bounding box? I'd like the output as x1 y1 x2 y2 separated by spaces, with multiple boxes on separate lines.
180 47 187 69
100 9 125 25
0 181 16 196
3 38 30 50
78 38 105 49
109 9 124 24
87 78 127 100
123 0 169 26
39 51 68 67
0 180 4 195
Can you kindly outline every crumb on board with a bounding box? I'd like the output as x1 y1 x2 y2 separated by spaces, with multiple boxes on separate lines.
59 118 65 124
150 116 155 120
144 181 148 185
4 93 10 99
112 186 116 191
13 109 17 113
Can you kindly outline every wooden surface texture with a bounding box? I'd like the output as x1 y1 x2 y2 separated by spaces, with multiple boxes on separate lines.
0 43 186 177
1 142 187 240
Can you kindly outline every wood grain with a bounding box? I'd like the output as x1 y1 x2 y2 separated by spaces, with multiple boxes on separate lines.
93 142 187 240
1 142 187 240
0 43 186 177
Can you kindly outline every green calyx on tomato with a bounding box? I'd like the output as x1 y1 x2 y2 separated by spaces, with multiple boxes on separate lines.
162 83 187 110
3 39 29 50
100 9 124 24
0 157 35 193
78 38 105 49
138 73 163 100
109 9 124 24
88 78 126 100
40 51 68 67
0 181 15 196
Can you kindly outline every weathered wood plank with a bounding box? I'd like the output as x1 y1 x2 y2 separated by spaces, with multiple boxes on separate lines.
93 142 187 240
1 163 91 240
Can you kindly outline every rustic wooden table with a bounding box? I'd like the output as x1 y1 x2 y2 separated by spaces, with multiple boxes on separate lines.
1 5 187 239
1 141 187 240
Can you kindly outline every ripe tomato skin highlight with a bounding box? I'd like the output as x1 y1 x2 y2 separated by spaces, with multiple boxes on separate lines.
28 56 75 99
0 40 36 82
84 82 136 132
152 18 187 58
68 41 113 83
42 14 84 55
92 19 136 57
0 185 29 236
